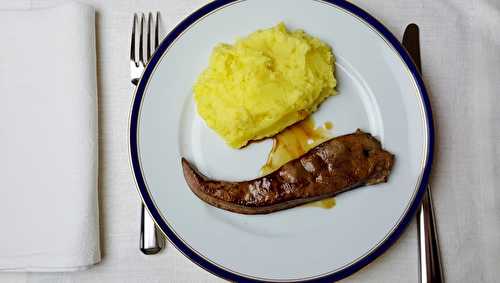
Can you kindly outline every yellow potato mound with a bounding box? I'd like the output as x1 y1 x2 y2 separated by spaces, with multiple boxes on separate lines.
194 23 336 148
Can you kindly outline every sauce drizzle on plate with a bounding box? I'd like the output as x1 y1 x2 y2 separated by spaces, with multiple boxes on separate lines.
260 117 336 209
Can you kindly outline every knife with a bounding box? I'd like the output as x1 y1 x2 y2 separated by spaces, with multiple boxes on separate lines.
403 23 444 283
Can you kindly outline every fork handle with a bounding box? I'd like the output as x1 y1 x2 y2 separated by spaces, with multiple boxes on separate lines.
417 186 444 283
140 203 163 254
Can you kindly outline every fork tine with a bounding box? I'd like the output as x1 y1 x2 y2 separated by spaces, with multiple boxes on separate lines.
139 13 145 64
155 12 160 48
147 13 152 61
130 13 137 63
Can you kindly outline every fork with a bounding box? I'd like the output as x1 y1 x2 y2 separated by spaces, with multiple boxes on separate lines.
130 12 164 255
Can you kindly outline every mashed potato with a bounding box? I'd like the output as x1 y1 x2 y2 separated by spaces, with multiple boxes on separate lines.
194 23 336 148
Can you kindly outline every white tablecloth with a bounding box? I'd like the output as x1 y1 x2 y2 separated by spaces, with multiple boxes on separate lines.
1 0 498 282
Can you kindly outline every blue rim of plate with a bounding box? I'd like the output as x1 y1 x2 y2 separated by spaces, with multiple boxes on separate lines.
129 0 434 282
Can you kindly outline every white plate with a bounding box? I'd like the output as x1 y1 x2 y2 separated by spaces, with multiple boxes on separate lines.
129 0 434 281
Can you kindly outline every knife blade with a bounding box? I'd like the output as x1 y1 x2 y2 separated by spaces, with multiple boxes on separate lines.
403 23 444 283
403 24 422 73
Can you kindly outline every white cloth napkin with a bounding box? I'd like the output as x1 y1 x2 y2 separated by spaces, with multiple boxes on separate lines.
0 2 100 272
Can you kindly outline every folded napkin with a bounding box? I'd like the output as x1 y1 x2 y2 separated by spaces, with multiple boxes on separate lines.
0 2 100 271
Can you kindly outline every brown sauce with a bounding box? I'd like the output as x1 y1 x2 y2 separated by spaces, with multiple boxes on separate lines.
305 197 336 209
324 121 333 130
260 117 336 209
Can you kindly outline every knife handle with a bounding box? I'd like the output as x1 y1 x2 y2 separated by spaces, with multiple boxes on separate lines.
417 186 444 283
140 203 163 255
